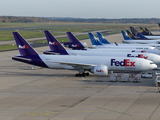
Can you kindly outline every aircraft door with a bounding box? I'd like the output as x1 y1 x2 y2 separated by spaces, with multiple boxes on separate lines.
139 61 143 69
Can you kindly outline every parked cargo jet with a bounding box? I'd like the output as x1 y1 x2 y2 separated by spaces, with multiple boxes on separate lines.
43 30 160 66
140 27 160 36
140 27 152 35
63 32 87 49
88 32 156 50
122 30 160 45
12 32 157 77
66 31 160 52
126 30 149 40
130 27 160 39
96 32 158 48
65 32 155 49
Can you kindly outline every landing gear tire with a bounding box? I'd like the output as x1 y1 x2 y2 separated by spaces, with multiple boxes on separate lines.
82 73 86 77
85 72 89 76
75 72 89 77
75 73 84 77
75 74 79 77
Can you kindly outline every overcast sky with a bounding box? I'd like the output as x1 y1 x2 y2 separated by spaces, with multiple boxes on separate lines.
1 0 160 19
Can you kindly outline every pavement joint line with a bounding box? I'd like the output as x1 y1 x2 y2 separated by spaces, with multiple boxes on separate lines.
97 107 133 116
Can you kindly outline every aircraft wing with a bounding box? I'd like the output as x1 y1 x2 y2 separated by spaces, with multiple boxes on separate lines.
47 61 96 68
124 41 149 44
133 42 149 44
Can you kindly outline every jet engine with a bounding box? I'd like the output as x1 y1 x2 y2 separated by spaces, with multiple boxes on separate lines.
91 65 108 76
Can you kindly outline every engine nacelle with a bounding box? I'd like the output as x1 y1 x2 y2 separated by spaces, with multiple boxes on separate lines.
91 65 108 76
81 43 88 48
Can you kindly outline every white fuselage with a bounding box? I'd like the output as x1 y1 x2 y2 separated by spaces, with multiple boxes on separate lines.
123 39 160 44
85 48 160 56
144 35 160 39
90 45 155 50
38 55 157 72
97 43 160 49
63 50 160 66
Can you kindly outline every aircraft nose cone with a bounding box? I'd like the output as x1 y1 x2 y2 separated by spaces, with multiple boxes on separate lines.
152 64 157 69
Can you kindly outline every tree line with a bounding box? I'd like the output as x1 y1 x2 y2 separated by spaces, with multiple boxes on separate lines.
0 16 160 24
0 16 49 23
49 17 160 24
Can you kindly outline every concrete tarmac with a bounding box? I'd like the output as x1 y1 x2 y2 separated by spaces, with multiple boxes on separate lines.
0 33 160 120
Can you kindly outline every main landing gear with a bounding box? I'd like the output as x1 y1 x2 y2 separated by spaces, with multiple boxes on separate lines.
75 72 89 77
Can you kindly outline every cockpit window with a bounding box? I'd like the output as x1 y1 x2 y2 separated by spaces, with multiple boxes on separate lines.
150 62 154 64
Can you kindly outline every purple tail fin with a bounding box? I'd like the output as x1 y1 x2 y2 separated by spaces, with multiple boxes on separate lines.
13 32 38 56
12 32 48 68
44 30 68 55
65 32 85 50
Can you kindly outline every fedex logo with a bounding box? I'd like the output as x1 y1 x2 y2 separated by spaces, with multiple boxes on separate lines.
96 70 104 72
111 59 135 67
18 45 29 49
127 54 148 59
49 41 58 45
141 51 146 53
72 44 80 47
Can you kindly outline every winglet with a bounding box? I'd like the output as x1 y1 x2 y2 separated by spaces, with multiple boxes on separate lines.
12 32 38 56
96 32 111 44
88 32 103 45
44 30 68 55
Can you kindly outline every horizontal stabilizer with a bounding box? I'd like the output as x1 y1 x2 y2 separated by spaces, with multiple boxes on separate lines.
12 56 32 61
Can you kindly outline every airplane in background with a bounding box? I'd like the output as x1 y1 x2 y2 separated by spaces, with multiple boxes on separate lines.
140 27 153 35
12 32 157 77
43 30 160 66
65 31 156 50
88 32 156 50
140 27 160 36
144 28 154 35
44 31 157 53
96 32 158 47
122 30 160 46
140 27 150 35
130 27 160 39
63 32 87 49
96 32 111 44
126 30 149 40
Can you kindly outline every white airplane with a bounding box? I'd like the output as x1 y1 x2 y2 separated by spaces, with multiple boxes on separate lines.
63 32 88 49
44 30 160 66
88 32 156 50
65 31 158 50
122 30 160 46
12 32 157 77
96 32 160 48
